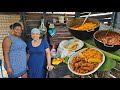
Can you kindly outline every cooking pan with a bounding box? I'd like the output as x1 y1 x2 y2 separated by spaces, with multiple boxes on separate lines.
66 18 100 40
94 30 120 51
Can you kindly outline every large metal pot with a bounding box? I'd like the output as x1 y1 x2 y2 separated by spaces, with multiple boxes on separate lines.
66 18 100 40
94 30 120 51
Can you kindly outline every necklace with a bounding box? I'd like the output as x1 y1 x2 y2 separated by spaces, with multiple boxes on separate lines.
32 39 42 47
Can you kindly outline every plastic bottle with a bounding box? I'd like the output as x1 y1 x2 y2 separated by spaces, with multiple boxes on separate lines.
39 16 47 35
64 13 68 23
50 45 57 58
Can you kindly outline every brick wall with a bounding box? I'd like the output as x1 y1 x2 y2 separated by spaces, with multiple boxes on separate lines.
0 14 21 65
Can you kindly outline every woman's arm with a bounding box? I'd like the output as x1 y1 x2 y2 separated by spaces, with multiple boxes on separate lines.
2 36 12 75
2 37 11 68
46 48 55 71
46 48 51 65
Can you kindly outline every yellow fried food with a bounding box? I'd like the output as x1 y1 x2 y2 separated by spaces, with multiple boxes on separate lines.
68 42 78 51
70 22 97 30
52 58 63 65
82 48 103 60
87 58 102 63
69 48 103 74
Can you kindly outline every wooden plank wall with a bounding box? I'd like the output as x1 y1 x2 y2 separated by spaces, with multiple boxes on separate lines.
24 12 113 43
24 12 76 42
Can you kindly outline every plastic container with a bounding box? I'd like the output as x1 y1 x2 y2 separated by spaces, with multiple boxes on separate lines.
50 45 57 58
58 16 64 23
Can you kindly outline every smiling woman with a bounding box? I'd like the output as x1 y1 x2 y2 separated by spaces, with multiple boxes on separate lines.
2 22 28 78
26 28 55 78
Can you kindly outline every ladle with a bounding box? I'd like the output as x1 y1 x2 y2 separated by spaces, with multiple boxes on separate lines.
81 12 92 25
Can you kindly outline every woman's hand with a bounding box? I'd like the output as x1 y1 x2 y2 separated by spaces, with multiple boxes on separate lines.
47 64 55 71
6 67 13 75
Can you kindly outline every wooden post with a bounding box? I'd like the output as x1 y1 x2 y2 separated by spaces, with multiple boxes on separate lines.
112 12 120 30
42 12 48 39
75 12 81 18
20 12 27 41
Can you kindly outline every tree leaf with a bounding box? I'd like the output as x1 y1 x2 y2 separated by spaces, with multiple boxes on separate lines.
98 56 116 71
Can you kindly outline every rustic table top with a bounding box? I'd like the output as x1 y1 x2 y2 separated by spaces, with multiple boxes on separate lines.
47 63 72 78
47 23 120 78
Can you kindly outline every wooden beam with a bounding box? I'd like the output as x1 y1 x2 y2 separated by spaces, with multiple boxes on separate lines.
20 12 27 40
0 12 20 15
75 12 81 18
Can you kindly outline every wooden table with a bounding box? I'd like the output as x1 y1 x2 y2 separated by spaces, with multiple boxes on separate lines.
47 63 72 78
48 23 120 78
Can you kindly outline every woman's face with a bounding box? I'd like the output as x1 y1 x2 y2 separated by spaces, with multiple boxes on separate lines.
13 26 23 37
31 32 40 41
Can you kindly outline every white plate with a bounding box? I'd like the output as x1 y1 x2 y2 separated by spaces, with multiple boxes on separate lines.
68 39 84 52
68 48 105 76
59 39 84 52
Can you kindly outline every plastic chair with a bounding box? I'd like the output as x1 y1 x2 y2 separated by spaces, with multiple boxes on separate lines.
0 59 4 78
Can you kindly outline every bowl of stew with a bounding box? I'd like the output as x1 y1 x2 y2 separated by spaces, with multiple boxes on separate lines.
94 30 120 51
68 48 105 75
